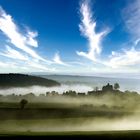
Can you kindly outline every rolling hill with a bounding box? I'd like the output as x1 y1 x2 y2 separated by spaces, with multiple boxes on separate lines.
0 73 60 88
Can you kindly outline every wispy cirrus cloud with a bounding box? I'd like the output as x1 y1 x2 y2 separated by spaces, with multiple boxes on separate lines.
76 0 140 73
103 0 140 70
77 0 108 62
26 30 38 47
0 59 56 73
0 6 56 72
0 7 45 61
122 0 140 38
53 52 69 66
104 47 140 69
27 61 54 71
1 0 140 75
0 45 29 61
0 60 19 70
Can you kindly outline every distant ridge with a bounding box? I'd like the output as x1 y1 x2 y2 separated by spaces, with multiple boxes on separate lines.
0 73 60 88
30 72 140 80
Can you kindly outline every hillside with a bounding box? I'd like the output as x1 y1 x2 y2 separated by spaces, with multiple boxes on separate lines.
0 73 60 88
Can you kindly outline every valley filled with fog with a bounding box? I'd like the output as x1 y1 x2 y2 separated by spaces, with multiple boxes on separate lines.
0 75 140 96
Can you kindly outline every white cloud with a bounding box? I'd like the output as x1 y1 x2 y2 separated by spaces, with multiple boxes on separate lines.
0 6 56 73
0 60 19 69
1 2 140 74
104 47 140 69
134 38 140 46
26 30 38 47
27 61 50 71
0 7 45 61
77 0 108 62
53 52 69 66
0 45 29 61
68 61 86 66
0 56 56 72
75 0 140 73
122 0 140 38
103 0 140 70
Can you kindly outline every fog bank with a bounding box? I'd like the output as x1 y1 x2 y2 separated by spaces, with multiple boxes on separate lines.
0 84 93 96
1 115 140 132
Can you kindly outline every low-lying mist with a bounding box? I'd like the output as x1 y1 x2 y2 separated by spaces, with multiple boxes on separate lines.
1 115 140 132
1 84 140 133
0 84 93 96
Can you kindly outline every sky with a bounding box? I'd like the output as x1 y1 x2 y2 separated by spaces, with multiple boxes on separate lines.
0 0 140 77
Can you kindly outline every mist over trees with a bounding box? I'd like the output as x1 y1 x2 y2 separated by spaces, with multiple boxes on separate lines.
0 83 138 99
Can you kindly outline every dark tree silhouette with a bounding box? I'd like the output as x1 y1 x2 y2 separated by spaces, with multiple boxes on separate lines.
20 99 28 109
63 90 76 96
102 83 113 92
0 73 60 88
114 83 120 90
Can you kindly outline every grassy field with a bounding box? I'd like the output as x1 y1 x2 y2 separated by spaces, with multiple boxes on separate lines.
1 130 140 139
0 101 131 120
0 95 140 138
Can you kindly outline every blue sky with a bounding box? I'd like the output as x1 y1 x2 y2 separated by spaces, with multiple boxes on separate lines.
0 0 140 77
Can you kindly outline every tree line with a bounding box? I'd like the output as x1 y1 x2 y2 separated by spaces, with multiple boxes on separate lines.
1 82 138 110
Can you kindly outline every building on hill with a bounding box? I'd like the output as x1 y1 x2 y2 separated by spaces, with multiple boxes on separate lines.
102 83 113 92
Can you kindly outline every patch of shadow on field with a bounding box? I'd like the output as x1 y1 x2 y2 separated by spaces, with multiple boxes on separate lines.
0 107 131 120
